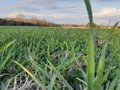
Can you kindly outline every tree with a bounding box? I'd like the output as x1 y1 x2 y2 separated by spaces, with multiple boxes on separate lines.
86 22 97 28
30 16 37 24
15 14 25 25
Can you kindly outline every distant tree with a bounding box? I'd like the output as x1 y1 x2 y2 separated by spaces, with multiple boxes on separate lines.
16 14 25 20
30 16 39 25
0 18 4 25
0 16 59 26
118 26 120 29
15 14 25 25
86 22 97 28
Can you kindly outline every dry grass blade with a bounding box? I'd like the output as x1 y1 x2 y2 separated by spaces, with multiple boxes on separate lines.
112 21 119 30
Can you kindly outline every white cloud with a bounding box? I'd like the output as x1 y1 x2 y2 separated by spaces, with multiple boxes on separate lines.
93 0 119 2
94 7 120 17
9 11 86 19
10 12 67 19
9 12 87 24
94 20 109 25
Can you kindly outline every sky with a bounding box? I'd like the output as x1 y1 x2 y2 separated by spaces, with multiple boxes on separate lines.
0 0 120 25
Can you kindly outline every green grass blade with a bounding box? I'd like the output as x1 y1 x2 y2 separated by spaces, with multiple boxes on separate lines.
116 80 120 90
84 0 95 90
87 34 95 90
95 42 108 90
13 60 41 87
0 41 15 73
0 53 11 73
29 55 43 73
84 0 93 30
48 74 56 90
102 71 110 84
108 76 118 90
47 59 56 71
59 75 73 90
46 59 73 90
0 40 15 53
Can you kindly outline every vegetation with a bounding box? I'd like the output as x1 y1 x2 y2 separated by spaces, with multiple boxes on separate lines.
0 17 59 27
0 26 120 90
86 22 97 28
0 15 80 27
0 0 120 90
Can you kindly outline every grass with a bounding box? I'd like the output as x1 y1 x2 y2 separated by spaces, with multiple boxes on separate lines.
84 0 119 90
0 0 120 89
0 26 120 90
84 0 95 89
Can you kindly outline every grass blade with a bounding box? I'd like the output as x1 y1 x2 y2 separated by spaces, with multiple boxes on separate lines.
116 80 120 90
13 60 41 87
84 0 95 90
0 53 11 73
95 42 108 90
84 0 93 30
108 76 118 90
48 74 56 90
112 21 119 30
87 34 95 90
0 40 15 53
46 59 73 90
0 40 15 73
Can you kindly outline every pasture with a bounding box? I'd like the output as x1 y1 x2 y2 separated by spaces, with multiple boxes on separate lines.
0 26 120 90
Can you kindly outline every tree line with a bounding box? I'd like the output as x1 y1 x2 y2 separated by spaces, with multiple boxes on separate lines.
0 14 80 27
0 14 60 27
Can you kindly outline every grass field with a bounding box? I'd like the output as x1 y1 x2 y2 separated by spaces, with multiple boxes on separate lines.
0 26 120 90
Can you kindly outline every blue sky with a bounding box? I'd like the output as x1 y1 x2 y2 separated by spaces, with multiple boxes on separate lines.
0 0 120 25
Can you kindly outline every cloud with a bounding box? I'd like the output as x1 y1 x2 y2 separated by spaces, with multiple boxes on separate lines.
94 19 109 25
6 6 40 12
93 7 120 17
10 12 67 19
9 12 86 21
21 0 83 11
2 0 84 13
92 0 120 2
23 0 80 3
93 7 120 25
1 0 120 25
9 12 87 24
